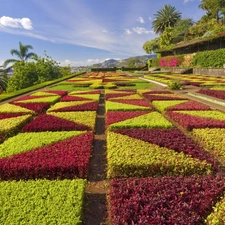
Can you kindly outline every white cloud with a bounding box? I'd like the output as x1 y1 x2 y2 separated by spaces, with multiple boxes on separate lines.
0 16 33 30
137 17 145 24
132 27 154 35
184 0 194 3
102 29 109 33
124 28 132 35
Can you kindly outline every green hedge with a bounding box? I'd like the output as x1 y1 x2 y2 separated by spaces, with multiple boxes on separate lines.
192 48 225 68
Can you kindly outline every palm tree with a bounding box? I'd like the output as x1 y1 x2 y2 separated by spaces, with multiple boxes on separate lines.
3 42 37 68
152 4 181 34
0 67 8 92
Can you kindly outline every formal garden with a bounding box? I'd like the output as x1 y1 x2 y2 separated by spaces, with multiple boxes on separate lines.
0 0 225 224
0 70 225 224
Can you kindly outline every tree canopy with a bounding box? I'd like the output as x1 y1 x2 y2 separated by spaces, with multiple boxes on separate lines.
152 4 181 34
3 42 37 69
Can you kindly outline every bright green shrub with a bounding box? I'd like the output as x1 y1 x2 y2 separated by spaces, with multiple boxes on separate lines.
109 111 173 129
0 131 84 158
107 131 212 178
0 179 85 224
152 100 188 112
191 48 225 68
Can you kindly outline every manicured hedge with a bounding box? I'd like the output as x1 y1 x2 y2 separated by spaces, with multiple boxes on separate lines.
22 113 90 132
47 111 97 129
0 114 32 134
192 48 225 68
108 175 224 224
0 131 93 180
0 179 86 224
192 128 225 165
106 101 151 111
0 131 84 158
0 103 34 114
107 131 212 178
107 111 173 129
167 111 225 131
47 101 98 112
114 128 215 167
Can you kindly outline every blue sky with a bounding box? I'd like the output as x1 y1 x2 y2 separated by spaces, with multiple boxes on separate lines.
0 0 204 67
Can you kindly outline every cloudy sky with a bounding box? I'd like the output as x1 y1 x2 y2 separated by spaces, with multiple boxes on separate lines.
0 0 204 66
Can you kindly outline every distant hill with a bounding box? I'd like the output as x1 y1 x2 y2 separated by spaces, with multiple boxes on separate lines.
91 54 156 68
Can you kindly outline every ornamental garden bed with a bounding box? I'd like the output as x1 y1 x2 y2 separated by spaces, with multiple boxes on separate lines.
1 72 225 224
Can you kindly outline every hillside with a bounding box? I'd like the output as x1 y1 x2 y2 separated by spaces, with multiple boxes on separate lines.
91 54 156 68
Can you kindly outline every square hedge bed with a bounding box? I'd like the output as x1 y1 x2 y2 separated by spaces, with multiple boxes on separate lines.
0 179 86 224
107 131 212 178
0 131 93 180
108 175 224 224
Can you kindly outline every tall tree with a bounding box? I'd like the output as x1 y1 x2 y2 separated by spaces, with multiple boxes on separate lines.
0 67 8 91
3 42 37 68
199 0 225 22
152 4 181 34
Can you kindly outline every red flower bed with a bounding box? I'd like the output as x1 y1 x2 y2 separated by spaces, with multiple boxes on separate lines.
199 89 225 100
51 101 98 112
12 102 50 113
114 128 216 167
44 90 67 96
167 101 210 111
144 95 187 102
0 132 93 180
60 95 91 102
105 93 132 100
109 175 224 225
22 114 90 132
189 82 202 87
106 111 149 126
167 111 225 130
109 99 153 107
75 90 101 94
12 96 44 101
0 113 25 119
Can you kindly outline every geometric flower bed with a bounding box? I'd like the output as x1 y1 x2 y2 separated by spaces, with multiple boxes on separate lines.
106 101 151 111
0 179 86 224
47 111 97 130
167 100 210 111
0 103 35 114
152 100 188 112
109 99 153 107
108 175 224 224
106 111 149 127
107 111 173 129
14 96 61 104
14 95 61 104
107 131 212 178
68 93 100 101
192 128 225 165
113 128 216 167
30 90 67 97
144 93 187 101
199 89 225 100
167 110 225 131
0 114 32 134
47 101 98 112
0 131 85 158
0 131 93 180
22 113 90 132
11 102 50 114
206 194 225 224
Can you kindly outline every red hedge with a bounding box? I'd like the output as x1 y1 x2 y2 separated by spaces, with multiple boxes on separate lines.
0 131 94 180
